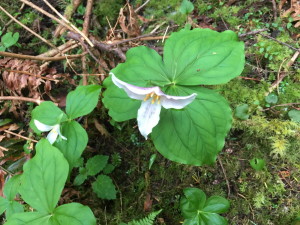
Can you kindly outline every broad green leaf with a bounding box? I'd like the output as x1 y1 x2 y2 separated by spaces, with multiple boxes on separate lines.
103 77 140 121
30 101 67 129
4 175 22 201
73 168 88 186
102 164 115 174
181 188 229 225
1 32 19 48
6 201 24 219
20 139 69 213
4 212 51 225
265 93 278 104
181 188 206 219
288 110 300 122
53 203 96 225
203 196 230 213
234 104 249 120
54 121 88 169
0 119 12 126
163 29 244 85
86 155 109 176
249 158 265 171
92 175 116 200
66 85 101 119
180 0 194 14
152 86 231 165
0 45 6 51
0 197 8 215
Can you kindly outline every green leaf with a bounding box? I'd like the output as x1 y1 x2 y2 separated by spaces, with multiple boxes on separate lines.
30 101 67 130
1 32 19 48
149 154 157 170
181 188 229 225
92 175 116 200
0 119 12 126
288 110 300 122
6 201 24 219
86 155 109 176
180 0 194 15
20 139 69 213
54 121 88 169
4 175 22 201
4 212 51 225
0 197 8 215
249 158 265 171
234 104 249 120
66 85 101 119
73 168 88 186
53 203 96 225
163 29 244 85
102 164 115 175
265 93 278 104
152 86 232 165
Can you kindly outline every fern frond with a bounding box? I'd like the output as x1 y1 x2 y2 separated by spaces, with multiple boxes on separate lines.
127 209 162 225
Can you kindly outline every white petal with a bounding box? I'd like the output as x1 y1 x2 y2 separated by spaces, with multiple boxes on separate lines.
55 125 67 140
34 120 53 132
46 129 58 144
160 93 197 109
137 99 162 139
111 73 161 100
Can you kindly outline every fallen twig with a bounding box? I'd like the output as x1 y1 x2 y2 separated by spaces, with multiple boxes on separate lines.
0 67 58 81
4 130 38 143
0 96 42 105
262 103 300 111
266 51 299 95
217 155 231 197
0 51 87 61
260 33 300 52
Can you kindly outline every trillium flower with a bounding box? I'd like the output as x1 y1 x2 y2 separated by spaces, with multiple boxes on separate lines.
34 120 67 144
111 73 197 139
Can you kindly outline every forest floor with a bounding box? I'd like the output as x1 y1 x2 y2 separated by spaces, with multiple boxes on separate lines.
0 0 300 224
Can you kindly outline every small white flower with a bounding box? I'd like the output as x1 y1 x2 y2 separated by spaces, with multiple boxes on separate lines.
111 73 197 139
34 120 67 144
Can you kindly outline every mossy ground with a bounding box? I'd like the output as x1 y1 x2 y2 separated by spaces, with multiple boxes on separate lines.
0 0 299 224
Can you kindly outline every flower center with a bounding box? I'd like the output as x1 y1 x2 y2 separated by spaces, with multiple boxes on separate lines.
144 92 161 104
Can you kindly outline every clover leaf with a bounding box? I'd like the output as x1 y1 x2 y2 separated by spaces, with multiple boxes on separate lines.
180 188 230 225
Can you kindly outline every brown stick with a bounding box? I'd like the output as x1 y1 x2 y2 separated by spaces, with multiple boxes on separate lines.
262 103 300 111
0 51 87 61
0 5 57 49
0 96 42 104
41 0 94 47
218 155 231 197
54 0 83 37
260 33 300 52
0 68 58 81
266 51 299 95
4 130 38 143
38 40 78 57
81 0 94 85
20 0 75 33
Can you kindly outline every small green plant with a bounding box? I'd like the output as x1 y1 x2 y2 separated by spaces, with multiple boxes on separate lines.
179 0 194 15
249 158 266 171
180 187 230 225
30 85 101 170
120 210 162 225
74 154 118 200
0 31 19 51
235 104 250 120
3 139 96 225
103 28 245 166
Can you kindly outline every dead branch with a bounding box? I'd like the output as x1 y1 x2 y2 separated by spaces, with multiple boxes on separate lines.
0 96 42 105
0 51 87 61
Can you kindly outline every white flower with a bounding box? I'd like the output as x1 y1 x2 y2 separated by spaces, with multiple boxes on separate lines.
110 73 197 139
34 120 67 144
